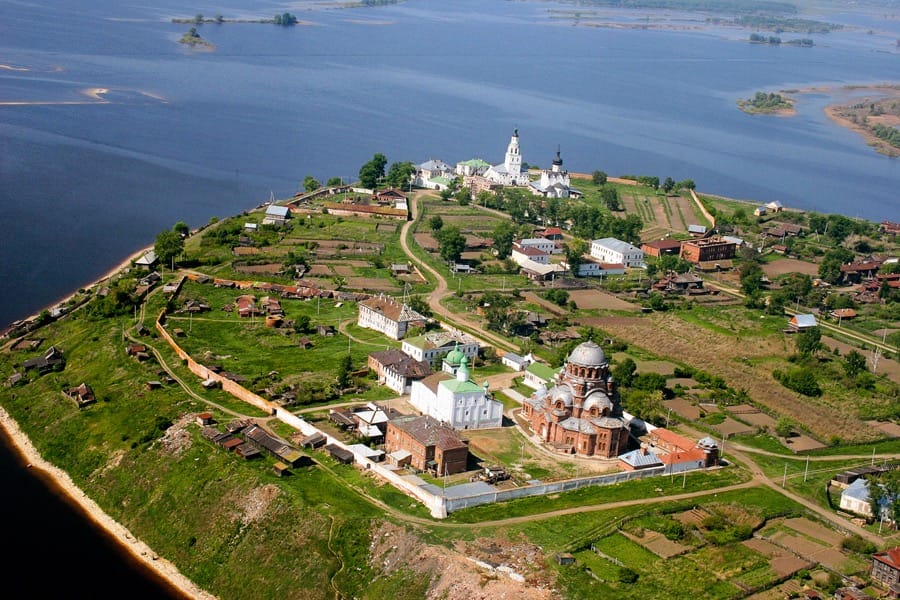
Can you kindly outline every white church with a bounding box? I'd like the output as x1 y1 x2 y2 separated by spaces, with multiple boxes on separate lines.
409 354 503 430
529 149 582 199
484 129 531 187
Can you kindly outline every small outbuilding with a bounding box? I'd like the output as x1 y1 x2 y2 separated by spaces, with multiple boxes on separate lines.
325 443 354 465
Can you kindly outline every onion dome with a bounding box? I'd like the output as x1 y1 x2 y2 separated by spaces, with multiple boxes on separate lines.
567 340 606 367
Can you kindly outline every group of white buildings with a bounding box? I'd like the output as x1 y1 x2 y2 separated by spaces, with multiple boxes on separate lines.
358 298 504 431
412 129 581 199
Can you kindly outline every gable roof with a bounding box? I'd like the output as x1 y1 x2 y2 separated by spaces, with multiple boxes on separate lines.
390 415 467 451
265 204 290 218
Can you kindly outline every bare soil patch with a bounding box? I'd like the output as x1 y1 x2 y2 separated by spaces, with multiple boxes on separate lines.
414 232 438 251
566 289 639 311
866 420 900 438
234 263 282 274
664 398 703 421
770 555 814 577
783 434 826 452
735 412 777 430
783 518 843 546
345 277 398 292
743 537 790 558
332 265 355 276
307 264 332 276
712 417 755 437
762 258 819 278
632 359 676 375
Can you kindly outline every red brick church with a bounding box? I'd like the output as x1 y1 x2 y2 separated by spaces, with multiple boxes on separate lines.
522 341 630 458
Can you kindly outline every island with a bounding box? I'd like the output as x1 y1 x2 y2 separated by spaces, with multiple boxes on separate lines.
738 91 796 116
825 85 900 158
2 133 899 600
178 27 213 50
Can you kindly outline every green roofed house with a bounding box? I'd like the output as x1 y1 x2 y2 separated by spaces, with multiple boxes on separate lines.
409 356 503 430
522 361 561 390
455 158 491 177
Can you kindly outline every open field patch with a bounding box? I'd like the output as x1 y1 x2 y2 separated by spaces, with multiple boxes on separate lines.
761 258 819 278
345 277 398 291
782 517 843 546
783 434 827 452
566 289 640 311
712 417 756 437
770 555 814 577
866 420 900 438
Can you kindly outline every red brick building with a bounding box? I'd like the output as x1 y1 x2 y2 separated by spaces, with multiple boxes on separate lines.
680 236 736 265
641 239 682 257
385 415 469 475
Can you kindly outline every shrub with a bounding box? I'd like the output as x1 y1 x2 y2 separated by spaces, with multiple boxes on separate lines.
618 567 639 583
841 535 876 555
773 367 821 397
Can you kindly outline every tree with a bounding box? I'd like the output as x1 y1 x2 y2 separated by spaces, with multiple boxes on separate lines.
774 417 794 437
293 315 311 333
154 229 184 267
600 186 622 211
428 215 444 232
795 327 822 358
358 153 387 189
456 187 471 206
335 354 352 390
274 12 298 25
739 261 765 295
612 358 637 387
303 175 320 192
818 247 854 284
173 221 190 237
326 176 343 187
662 177 676 193
843 350 867 377
592 170 607 185
386 161 415 189
564 238 589 276
491 221 517 260
436 225 466 263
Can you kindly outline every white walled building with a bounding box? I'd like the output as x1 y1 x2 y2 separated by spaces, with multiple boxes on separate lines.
590 237 644 268
516 237 560 255
484 129 530 187
357 294 426 340
413 159 454 190
561 257 626 278
511 243 550 266
409 357 503 430
456 158 491 177
401 331 480 366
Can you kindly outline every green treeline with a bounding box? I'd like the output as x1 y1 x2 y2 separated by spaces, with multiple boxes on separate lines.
735 15 840 33
873 123 900 149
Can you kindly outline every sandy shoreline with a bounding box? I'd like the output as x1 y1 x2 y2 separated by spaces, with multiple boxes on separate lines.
0 245 216 599
0 407 215 599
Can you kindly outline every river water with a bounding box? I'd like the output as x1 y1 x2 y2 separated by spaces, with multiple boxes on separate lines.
0 0 898 594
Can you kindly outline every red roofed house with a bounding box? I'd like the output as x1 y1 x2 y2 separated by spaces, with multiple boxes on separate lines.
872 547 900 595
540 227 564 241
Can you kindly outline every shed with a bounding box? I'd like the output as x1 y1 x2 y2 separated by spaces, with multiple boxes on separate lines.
556 553 576 566
325 444 354 465
788 314 818 331
272 462 290 477
300 432 327 449
196 412 215 426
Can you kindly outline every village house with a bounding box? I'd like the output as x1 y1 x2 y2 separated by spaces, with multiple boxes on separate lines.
522 341 630 458
409 356 503 430
134 249 158 270
522 361 561 390
22 346 65 374
235 294 259 318
618 447 664 471
539 227 565 241
788 313 818 332
516 237 560 255
368 349 432 394
511 243 551 266
501 351 533 371
262 204 291 226
356 294 426 340
385 414 469 475
401 330 480 366
413 159 454 190
66 382 95 407
241 423 304 467
590 238 644 268
840 260 883 285
687 224 708 237
872 547 900 594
